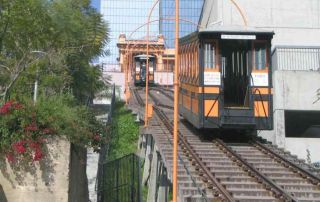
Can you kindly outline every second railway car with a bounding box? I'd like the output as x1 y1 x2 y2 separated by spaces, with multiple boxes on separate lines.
179 26 274 130
133 55 155 85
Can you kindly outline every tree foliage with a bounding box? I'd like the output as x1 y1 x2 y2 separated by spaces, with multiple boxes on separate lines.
0 0 109 103
0 0 111 162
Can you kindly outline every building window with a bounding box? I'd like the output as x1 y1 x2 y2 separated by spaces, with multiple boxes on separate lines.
204 43 215 69
254 43 267 70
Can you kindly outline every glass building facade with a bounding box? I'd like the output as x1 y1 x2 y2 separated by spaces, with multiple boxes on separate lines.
99 0 204 70
100 0 159 71
160 0 204 48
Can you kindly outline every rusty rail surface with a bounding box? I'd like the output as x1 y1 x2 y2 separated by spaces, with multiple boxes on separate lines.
134 88 234 201
132 87 320 201
214 139 297 202
253 141 320 186
149 89 235 201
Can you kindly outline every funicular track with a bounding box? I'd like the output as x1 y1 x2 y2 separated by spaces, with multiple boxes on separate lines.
131 87 320 202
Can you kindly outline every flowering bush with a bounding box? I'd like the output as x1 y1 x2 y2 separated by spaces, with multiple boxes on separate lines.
0 96 109 164
0 100 48 163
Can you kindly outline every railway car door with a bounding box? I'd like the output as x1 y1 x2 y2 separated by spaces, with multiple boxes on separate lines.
140 61 146 82
221 40 251 108
149 58 154 83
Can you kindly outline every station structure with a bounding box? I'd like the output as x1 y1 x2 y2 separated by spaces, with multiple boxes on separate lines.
111 0 320 164
117 34 174 86
100 0 320 201
198 0 320 162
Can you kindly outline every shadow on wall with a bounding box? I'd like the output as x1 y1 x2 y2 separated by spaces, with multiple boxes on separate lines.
0 184 8 202
0 137 63 193
68 144 89 202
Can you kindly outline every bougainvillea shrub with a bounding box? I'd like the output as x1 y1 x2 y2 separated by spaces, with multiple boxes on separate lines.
0 96 108 164
0 100 47 163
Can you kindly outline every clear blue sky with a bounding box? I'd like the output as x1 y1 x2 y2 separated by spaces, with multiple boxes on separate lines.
90 0 100 11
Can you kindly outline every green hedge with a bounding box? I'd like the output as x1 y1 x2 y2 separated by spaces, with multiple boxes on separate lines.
107 102 139 161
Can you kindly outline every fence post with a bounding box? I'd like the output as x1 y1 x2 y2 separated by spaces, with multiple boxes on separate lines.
138 155 142 202
131 154 135 202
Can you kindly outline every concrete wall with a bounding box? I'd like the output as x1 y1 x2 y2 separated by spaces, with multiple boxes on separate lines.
286 138 320 163
259 71 320 162
104 72 125 100
210 0 320 46
0 137 70 202
0 138 89 202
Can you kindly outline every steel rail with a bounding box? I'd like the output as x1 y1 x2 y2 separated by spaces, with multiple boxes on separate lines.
253 141 320 186
153 106 234 202
149 92 174 110
133 88 209 201
152 87 174 101
215 139 298 202
134 88 233 201
148 91 234 202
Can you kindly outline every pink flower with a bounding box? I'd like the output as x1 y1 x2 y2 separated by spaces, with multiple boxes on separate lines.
6 153 15 163
33 149 43 161
12 141 26 154
13 103 23 110
29 141 40 149
0 100 14 114
25 123 38 131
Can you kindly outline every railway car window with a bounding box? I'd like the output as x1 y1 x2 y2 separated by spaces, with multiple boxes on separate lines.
204 43 215 69
135 62 140 72
149 61 154 73
254 43 267 70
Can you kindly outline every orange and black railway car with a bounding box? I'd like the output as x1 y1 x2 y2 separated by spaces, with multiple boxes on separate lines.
178 26 274 130
133 55 155 86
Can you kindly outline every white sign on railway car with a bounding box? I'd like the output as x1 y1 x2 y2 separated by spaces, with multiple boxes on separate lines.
221 34 256 40
204 72 221 85
251 73 269 86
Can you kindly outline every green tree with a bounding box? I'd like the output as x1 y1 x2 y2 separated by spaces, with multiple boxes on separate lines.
0 0 111 162
0 0 109 103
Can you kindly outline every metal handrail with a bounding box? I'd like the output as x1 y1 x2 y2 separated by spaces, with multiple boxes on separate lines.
249 74 269 122
253 88 268 120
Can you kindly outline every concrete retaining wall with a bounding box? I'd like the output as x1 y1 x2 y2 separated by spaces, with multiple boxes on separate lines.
260 71 320 162
285 138 320 163
0 137 88 202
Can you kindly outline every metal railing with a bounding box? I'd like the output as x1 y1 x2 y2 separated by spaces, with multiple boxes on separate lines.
97 84 116 202
272 46 320 71
96 84 141 202
100 154 141 202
